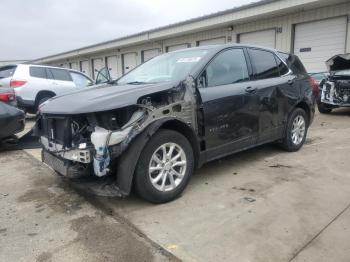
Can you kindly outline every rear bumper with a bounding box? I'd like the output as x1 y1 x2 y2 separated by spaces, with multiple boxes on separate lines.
0 106 25 139
16 96 35 110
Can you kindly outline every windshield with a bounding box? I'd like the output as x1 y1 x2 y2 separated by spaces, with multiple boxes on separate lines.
334 69 350 76
117 49 208 85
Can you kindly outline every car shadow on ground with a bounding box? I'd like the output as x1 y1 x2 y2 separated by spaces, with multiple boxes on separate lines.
81 142 290 210
328 107 350 116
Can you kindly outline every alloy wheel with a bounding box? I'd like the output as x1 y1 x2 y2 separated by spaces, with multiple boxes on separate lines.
291 115 306 145
148 143 187 192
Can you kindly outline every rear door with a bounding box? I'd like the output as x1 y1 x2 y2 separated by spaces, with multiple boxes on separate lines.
46 68 75 95
17 66 52 103
247 48 297 142
198 48 259 157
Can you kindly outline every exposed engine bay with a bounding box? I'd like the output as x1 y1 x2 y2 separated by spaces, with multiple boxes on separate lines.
321 75 350 106
36 78 198 183
321 53 350 107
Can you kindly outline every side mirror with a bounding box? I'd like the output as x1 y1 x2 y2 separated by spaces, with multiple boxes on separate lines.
95 67 111 85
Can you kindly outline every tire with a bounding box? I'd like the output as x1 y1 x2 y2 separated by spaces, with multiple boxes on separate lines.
317 102 332 114
281 108 308 152
36 96 52 112
134 129 194 204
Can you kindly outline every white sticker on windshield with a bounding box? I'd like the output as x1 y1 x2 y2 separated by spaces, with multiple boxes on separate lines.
176 57 202 63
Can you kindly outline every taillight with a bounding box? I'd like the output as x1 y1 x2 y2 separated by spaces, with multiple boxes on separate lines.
309 77 319 97
10 79 27 88
0 93 15 102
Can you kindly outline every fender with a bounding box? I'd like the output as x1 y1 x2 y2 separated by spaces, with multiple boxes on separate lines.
115 117 190 195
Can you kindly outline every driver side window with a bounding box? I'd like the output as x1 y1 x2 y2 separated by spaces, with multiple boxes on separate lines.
205 49 249 87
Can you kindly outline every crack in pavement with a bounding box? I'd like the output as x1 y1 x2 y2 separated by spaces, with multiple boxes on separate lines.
289 202 350 261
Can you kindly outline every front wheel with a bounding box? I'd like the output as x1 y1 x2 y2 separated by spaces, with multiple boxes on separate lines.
281 108 308 152
317 102 332 114
134 129 194 204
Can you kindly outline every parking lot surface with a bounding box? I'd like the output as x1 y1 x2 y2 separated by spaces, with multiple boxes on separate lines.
2 109 350 261
0 151 176 262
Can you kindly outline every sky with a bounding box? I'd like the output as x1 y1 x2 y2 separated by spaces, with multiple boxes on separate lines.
0 0 255 60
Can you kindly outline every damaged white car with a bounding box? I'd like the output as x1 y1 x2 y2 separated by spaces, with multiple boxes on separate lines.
318 54 350 113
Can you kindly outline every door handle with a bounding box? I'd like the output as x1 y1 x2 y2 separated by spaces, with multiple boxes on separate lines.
245 86 257 94
287 79 295 85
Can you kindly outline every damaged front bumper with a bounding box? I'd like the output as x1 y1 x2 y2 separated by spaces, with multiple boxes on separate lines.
320 80 350 107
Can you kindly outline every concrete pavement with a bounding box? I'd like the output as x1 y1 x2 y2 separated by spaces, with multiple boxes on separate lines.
0 150 176 262
5 108 350 261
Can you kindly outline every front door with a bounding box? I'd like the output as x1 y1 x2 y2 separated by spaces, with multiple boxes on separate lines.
197 48 259 158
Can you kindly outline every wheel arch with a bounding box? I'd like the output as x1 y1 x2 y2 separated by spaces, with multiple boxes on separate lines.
115 118 199 196
35 90 56 107
294 101 311 126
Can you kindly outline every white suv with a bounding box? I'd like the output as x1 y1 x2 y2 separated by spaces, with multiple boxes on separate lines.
0 64 93 113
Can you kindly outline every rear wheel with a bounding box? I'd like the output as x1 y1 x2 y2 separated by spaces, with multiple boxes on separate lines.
134 129 194 204
281 108 308 152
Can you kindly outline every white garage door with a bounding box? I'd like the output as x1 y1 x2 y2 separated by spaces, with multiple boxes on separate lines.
80 60 90 76
106 56 119 79
70 62 79 70
239 29 276 48
142 49 160 62
294 17 347 73
123 53 137 74
92 58 105 79
197 37 226 46
167 44 190 52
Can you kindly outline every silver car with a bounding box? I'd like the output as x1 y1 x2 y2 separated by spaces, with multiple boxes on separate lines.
0 64 93 113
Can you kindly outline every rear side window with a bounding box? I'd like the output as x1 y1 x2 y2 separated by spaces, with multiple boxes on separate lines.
30 67 47 79
278 52 307 74
249 49 279 79
275 56 289 76
47 68 72 81
0 65 17 79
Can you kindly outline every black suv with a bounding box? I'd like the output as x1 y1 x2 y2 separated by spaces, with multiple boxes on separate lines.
36 44 315 203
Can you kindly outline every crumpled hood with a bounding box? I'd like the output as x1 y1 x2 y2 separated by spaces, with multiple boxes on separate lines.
326 54 350 72
40 81 180 115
